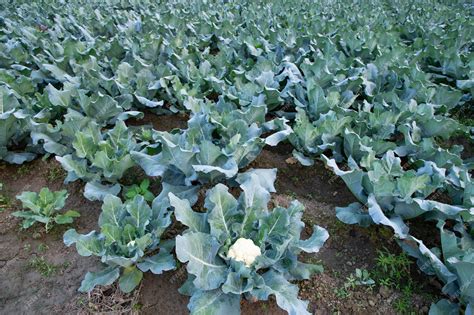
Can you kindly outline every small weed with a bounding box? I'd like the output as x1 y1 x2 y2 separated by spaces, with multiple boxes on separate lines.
46 165 65 182
373 249 419 312
0 182 11 211
344 274 357 289
374 248 412 290
393 298 412 314
132 303 143 311
344 269 375 290
37 243 49 253
330 219 351 234
17 165 31 176
0 198 9 211
393 284 415 313
334 287 351 299
62 261 72 269
334 269 376 300
285 190 298 199
366 226 393 243
28 256 61 277
23 243 31 252
302 216 316 227
77 297 86 308
378 277 393 287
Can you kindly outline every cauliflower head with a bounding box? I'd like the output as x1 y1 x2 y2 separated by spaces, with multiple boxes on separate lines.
227 238 261 267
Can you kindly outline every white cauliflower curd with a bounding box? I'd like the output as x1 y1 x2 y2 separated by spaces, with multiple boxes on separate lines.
227 238 261 267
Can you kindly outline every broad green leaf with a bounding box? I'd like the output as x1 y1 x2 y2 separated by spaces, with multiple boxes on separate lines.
131 151 167 177
176 232 227 290
397 171 430 201
336 203 373 227
84 181 121 201
257 271 311 315
205 184 239 242
64 229 104 257
126 195 152 231
188 289 240 315
101 223 121 246
368 194 409 238
137 250 176 274
79 267 120 293
99 195 126 227
297 225 329 253
169 192 209 233
429 299 460 315
118 266 143 293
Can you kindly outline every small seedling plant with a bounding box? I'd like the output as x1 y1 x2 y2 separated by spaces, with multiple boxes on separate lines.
13 188 80 232
124 179 154 202
345 268 375 290
0 182 8 211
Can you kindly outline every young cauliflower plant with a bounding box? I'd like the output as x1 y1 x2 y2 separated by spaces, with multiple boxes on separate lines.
132 98 291 187
13 188 80 232
170 169 329 315
56 120 138 201
64 193 178 293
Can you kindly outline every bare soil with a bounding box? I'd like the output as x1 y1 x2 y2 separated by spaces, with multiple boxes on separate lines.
0 115 437 315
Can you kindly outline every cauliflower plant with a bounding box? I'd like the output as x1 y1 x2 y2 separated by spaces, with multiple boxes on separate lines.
227 238 261 267
170 169 329 315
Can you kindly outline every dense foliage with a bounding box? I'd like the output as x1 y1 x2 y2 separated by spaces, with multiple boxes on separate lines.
0 0 472 313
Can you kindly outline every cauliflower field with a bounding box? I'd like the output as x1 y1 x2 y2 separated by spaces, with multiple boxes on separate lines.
0 0 473 314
